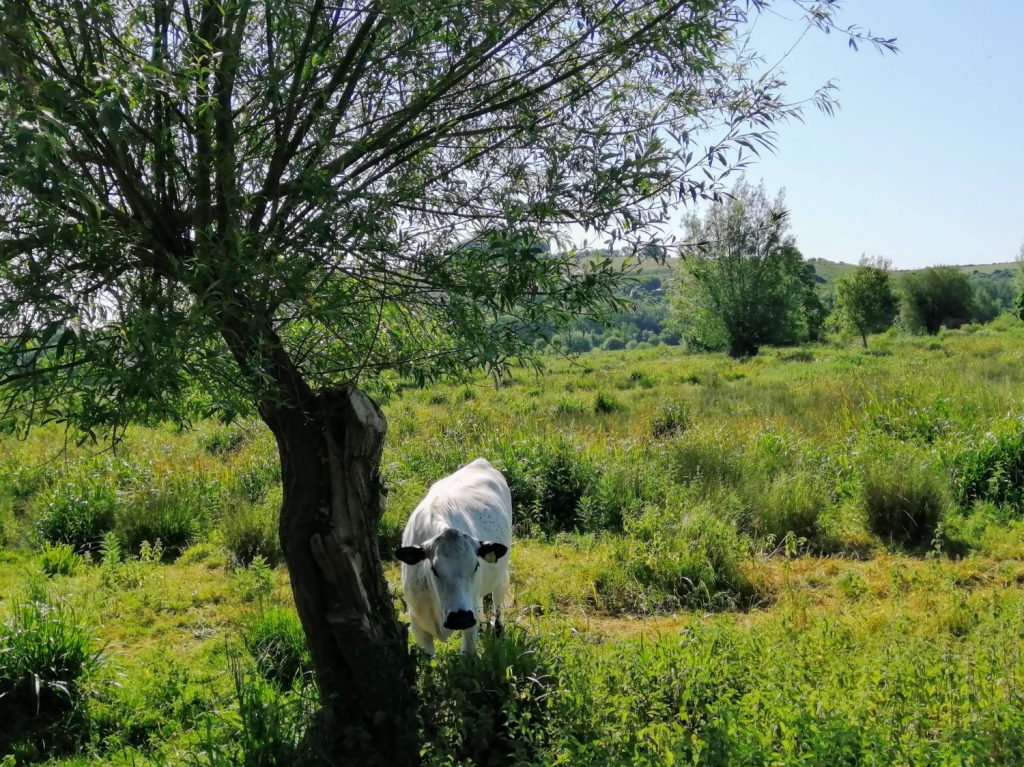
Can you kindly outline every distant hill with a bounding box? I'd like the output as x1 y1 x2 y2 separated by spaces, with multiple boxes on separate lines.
596 253 1018 291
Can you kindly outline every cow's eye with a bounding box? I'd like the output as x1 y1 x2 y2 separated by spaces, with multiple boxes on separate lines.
474 563 480 573
430 565 439 577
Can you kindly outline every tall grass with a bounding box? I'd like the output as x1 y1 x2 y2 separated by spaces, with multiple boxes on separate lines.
0 598 100 758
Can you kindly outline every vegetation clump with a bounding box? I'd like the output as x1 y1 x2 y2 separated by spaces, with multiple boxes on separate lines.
0 598 100 759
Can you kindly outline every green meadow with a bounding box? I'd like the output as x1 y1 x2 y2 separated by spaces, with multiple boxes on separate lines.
4 318 1024 765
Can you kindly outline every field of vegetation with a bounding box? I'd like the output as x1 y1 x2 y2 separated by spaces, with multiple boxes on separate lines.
5 319 1024 765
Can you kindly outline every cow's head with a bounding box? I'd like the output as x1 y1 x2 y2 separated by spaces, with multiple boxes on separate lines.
396 528 508 630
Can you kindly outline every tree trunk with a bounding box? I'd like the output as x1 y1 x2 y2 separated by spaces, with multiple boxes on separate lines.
263 384 418 766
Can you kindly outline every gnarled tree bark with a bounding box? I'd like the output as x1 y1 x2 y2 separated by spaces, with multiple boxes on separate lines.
263 385 417 766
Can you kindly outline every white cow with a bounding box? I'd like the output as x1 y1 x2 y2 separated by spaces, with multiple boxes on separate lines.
396 458 512 655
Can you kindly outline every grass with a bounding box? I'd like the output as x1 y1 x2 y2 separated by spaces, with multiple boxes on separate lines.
3 323 1024 762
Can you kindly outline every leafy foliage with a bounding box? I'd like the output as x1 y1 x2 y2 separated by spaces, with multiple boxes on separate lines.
0 598 100 759
417 627 554 767
862 452 948 547
0 0 886 435
900 266 977 334
670 182 825 357
33 477 117 553
832 255 900 346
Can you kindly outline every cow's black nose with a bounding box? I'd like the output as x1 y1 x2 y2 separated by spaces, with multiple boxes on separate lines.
444 610 476 630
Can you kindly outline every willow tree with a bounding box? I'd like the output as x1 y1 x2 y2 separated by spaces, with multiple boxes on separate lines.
0 0 893 761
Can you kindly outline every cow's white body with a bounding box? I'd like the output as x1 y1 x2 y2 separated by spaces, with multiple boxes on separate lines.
399 458 512 655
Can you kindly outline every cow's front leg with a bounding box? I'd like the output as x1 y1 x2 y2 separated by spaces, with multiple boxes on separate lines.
494 605 504 637
460 624 479 654
411 621 436 656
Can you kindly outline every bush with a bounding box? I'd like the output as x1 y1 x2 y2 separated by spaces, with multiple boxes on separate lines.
593 392 623 414
862 453 948 547
951 421 1024 510
115 478 214 557
418 626 554 767
744 473 824 543
668 431 742 487
0 599 100 758
601 336 626 351
220 489 283 566
496 438 597 535
39 542 80 577
228 459 281 505
191 668 312 767
651 400 690 438
244 607 311 690
597 504 752 611
201 426 248 455
33 477 117 553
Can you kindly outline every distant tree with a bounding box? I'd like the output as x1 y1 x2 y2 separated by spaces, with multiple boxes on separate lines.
900 267 975 333
832 256 900 346
670 182 822 357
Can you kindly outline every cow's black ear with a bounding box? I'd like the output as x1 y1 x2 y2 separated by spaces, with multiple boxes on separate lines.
477 541 508 564
395 546 427 565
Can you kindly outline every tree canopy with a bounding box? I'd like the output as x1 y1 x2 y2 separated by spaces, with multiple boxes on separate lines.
669 181 824 357
900 266 976 334
832 255 899 346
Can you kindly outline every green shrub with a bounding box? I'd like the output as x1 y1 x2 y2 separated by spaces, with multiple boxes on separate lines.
497 438 597 535
0 599 100 758
221 489 282 567
745 473 824 543
232 555 275 602
115 477 213 557
598 504 752 611
951 420 1024 510
38 542 80 577
668 430 742 487
201 426 248 455
651 399 690 438
192 668 312 767
862 453 948 547
553 398 587 416
228 459 281 505
0 462 51 506
864 395 953 444
418 626 554 767
593 392 623 414
244 607 311 690
33 477 117 553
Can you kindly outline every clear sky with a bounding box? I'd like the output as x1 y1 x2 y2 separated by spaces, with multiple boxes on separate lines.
735 1 1024 269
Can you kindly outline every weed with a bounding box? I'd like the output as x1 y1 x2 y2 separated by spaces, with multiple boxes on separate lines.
0 598 100 758
418 626 554 767
244 607 311 691
33 476 117 553
651 399 690 438
39 542 80 577
220 488 282 566
593 391 624 414
862 452 948 547
200 426 248 456
232 555 274 602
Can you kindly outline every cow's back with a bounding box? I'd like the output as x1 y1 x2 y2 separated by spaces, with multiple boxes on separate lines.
402 458 512 546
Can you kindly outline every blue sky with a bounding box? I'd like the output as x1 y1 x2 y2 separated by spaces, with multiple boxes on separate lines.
738 1 1024 269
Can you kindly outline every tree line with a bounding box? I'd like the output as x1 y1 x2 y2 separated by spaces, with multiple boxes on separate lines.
566 182 1019 357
